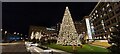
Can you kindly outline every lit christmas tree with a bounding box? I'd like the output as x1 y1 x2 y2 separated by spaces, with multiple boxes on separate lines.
57 6 81 46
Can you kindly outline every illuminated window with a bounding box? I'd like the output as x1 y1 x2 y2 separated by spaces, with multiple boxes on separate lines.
91 23 93 25
102 8 105 11
92 15 93 17
95 10 98 13
96 14 98 17
100 15 103 18
109 8 112 12
104 13 106 16
93 13 95 15
94 17 96 19
106 3 110 7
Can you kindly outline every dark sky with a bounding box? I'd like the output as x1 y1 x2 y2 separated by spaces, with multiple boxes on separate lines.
2 2 97 35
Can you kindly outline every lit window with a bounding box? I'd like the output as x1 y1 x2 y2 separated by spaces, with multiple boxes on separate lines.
104 13 106 16
96 14 98 17
93 13 95 15
100 15 102 18
95 10 98 13
107 3 110 7
94 17 96 19
109 9 112 12
91 23 93 25
101 20 104 23
111 33 113 35
102 8 105 11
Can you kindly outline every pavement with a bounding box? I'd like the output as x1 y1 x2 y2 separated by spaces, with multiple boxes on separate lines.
1 41 72 54
26 45 71 54
0 41 31 54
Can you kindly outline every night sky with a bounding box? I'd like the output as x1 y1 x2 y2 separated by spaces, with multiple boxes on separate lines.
2 2 97 35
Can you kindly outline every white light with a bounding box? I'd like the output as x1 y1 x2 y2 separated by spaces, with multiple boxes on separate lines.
14 32 16 34
101 20 104 24
104 13 106 16
109 28 112 31
94 17 96 19
5 31 7 34
1 29 3 31
102 8 105 11
111 27 114 28
21 37 23 39
95 10 98 13
104 36 106 39
105 31 107 32
93 13 95 15
31 31 34 39
109 9 111 12
111 33 113 35
100 15 102 18
91 23 93 25
34 48 40 52
91 26 94 29
107 3 110 7
92 16 93 17
116 25 119 27
96 14 98 17
17 33 19 35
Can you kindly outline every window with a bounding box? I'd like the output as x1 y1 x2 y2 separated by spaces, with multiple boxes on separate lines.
104 13 106 16
100 15 103 18
93 13 95 15
109 8 112 12
95 10 98 13
94 17 96 19
106 3 110 7
96 14 98 17
92 15 93 17
102 8 105 11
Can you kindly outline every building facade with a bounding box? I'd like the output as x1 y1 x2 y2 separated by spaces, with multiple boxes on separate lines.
89 2 120 40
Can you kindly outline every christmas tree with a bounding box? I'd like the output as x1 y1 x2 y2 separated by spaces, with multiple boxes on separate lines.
57 6 81 46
